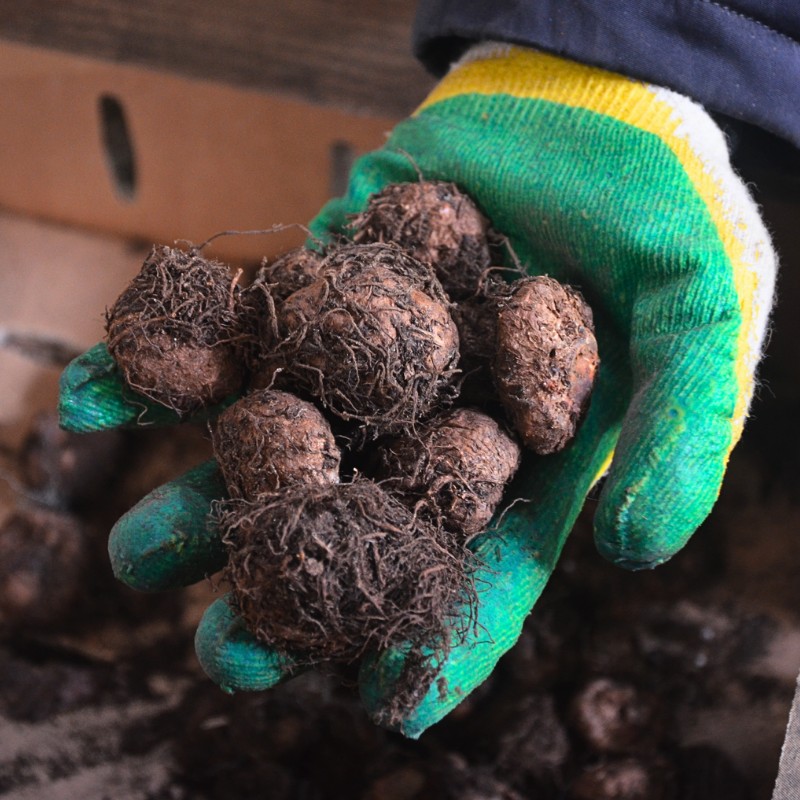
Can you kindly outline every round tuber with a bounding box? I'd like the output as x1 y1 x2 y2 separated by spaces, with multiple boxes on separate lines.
105 245 245 415
493 276 599 454
351 181 491 298
377 408 521 536
220 478 473 662
263 242 460 432
212 389 341 500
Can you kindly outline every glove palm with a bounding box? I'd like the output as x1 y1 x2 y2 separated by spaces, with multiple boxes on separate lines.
59 45 775 738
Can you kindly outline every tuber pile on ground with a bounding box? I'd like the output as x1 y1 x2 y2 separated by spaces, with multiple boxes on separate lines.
102 180 600 680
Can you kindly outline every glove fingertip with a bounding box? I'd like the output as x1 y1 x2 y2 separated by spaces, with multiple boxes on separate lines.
593 468 719 571
59 342 179 432
195 596 296 693
358 648 423 737
108 460 227 591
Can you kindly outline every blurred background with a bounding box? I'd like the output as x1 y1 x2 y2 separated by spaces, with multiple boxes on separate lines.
0 3 799 798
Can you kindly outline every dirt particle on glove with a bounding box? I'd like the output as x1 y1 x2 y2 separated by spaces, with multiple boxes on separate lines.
212 389 341 500
493 276 599 454
351 181 491 299
105 245 245 415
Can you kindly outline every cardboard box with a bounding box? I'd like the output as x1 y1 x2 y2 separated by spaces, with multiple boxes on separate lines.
0 40 400 263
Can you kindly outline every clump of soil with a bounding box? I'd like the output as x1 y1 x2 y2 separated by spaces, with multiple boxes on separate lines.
264 242 459 432
212 389 341 500
569 677 664 755
219 478 474 663
570 757 676 800
105 245 246 415
492 276 599 454
351 181 491 299
0 506 88 629
18 412 124 511
376 407 521 536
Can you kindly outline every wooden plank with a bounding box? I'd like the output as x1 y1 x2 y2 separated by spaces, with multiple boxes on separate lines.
0 41 398 263
0 0 434 117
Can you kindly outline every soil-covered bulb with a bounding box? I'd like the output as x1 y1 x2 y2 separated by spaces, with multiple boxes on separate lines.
377 408 521 536
105 245 245 415
264 243 460 433
212 389 341 500
219 479 474 663
351 180 492 299
492 276 599 454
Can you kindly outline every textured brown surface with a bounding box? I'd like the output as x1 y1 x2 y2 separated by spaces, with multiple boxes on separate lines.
213 389 340 500
106 245 245 414
267 243 459 431
570 677 663 755
352 181 492 298
220 479 473 663
0 507 88 628
493 276 599 454
253 247 326 306
0 0 431 117
378 407 521 536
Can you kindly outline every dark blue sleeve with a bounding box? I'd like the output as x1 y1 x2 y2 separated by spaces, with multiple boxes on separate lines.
413 1 800 150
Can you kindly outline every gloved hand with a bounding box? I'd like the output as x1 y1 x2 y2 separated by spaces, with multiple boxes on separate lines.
59 44 776 738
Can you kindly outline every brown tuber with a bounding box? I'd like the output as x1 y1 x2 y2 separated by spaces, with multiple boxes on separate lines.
493 276 599 454
220 479 473 663
449 276 505 405
377 408 521 536
263 242 459 432
212 389 341 500
105 245 245 415
351 180 492 298
253 247 325 306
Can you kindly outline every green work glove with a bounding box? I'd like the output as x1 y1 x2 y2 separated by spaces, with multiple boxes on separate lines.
59 44 776 738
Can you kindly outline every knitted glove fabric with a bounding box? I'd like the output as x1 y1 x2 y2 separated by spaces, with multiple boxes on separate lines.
58 45 775 737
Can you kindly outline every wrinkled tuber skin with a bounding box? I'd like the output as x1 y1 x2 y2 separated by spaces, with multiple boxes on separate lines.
378 408 521 536
264 243 460 433
212 389 340 500
254 247 325 307
244 247 324 306
105 245 245 415
219 479 474 663
239 248 326 379
450 275 507 405
351 181 492 299
493 276 599 454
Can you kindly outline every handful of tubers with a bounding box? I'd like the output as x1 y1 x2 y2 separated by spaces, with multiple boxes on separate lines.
103 180 599 672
